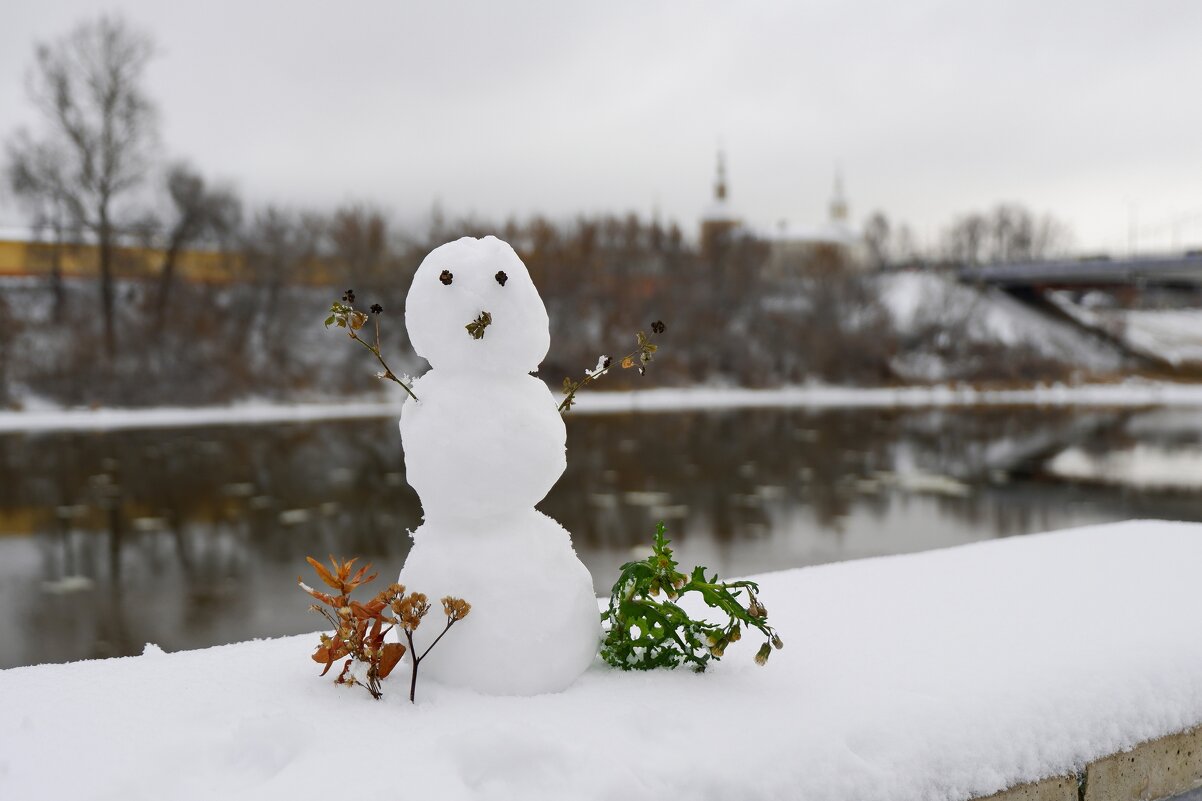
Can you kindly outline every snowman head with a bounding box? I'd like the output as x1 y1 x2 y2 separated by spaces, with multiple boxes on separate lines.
405 236 550 374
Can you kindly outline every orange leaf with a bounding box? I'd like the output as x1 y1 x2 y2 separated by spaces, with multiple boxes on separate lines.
346 564 377 592
298 579 339 607
378 643 406 679
621 356 635 369
369 615 383 642
331 555 353 582
319 641 349 676
306 556 341 590
351 598 386 619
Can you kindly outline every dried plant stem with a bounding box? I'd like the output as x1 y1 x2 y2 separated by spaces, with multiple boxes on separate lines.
402 618 459 703
559 324 663 414
559 363 612 413
348 317 418 402
557 345 643 413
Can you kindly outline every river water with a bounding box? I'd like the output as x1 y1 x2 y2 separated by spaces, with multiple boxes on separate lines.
2 405 1201 669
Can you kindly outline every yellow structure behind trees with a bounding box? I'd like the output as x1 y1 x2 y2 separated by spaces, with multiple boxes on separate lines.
0 238 345 285
0 238 247 283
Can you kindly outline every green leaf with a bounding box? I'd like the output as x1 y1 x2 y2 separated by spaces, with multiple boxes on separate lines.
599 519 783 672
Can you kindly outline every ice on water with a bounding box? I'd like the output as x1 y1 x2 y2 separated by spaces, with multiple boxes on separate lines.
399 236 600 695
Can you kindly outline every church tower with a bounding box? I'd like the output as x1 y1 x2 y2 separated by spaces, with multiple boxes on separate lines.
700 149 741 259
829 169 849 225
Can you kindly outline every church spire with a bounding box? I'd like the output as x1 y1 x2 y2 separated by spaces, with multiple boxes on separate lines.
714 149 728 202
829 168 848 223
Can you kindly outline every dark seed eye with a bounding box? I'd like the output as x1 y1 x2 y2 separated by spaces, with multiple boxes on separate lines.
439 270 453 286
495 271 508 286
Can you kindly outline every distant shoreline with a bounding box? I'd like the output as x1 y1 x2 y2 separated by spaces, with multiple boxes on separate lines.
4 380 1202 434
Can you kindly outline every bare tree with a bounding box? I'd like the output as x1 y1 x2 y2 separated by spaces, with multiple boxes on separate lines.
942 212 989 264
863 211 891 269
4 139 77 321
943 204 1072 264
152 161 241 332
327 203 389 286
4 15 158 357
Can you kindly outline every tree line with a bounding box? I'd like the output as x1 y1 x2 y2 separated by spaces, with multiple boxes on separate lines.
1 15 1078 408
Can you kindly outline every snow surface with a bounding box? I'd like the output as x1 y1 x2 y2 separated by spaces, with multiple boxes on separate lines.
1120 308 1202 366
879 272 1124 379
1047 293 1202 367
11 380 1202 433
3 520 1202 801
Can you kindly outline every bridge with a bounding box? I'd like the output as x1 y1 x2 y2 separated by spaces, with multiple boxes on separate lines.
958 252 1202 290
955 252 1202 373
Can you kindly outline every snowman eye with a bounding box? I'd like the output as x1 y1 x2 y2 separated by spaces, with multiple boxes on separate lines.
439 270 453 285
495 271 508 286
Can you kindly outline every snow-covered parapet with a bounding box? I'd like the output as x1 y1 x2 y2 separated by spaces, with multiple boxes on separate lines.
4 521 1202 800
396 236 600 695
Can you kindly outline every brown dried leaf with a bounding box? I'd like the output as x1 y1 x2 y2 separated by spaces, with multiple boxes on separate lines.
621 356 635 369
378 643 406 679
351 598 387 619
316 641 349 676
306 556 341 590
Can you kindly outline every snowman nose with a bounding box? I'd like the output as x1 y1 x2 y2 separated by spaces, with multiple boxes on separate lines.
465 310 492 340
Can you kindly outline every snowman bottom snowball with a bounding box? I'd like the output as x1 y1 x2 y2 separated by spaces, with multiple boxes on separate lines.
398 510 601 696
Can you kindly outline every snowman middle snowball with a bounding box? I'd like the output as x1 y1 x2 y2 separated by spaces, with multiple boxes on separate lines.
397 236 601 695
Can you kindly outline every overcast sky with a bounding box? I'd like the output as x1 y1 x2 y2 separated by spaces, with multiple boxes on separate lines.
2 1 1200 252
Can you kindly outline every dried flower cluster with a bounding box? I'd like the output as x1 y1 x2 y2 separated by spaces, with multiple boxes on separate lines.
559 321 665 413
324 291 418 401
299 555 470 702
600 522 783 672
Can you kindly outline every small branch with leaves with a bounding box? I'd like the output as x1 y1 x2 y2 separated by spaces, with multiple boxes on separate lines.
600 521 783 672
559 320 665 413
324 289 419 402
298 555 404 700
298 554 470 702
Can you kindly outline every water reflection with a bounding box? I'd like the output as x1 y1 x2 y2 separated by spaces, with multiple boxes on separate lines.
3 406 1201 668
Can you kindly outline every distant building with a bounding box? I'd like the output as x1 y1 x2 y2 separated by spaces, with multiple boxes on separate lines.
698 150 744 260
760 171 867 276
697 152 867 273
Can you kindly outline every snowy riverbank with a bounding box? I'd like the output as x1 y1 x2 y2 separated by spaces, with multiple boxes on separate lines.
7 380 1202 433
3 520 1202 801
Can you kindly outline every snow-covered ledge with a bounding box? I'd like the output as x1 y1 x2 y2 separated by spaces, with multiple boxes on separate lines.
3 521 1201 801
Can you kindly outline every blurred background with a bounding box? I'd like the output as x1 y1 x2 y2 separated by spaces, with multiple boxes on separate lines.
2 1 1201 668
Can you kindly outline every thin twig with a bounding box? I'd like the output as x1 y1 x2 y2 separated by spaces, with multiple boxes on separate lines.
557 345 641 413
419 619 457 661
347 327 418 402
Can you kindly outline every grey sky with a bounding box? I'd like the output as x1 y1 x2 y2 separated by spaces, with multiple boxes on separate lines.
2 0 1200 252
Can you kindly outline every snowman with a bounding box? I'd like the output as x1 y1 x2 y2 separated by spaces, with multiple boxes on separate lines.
397 235 601 695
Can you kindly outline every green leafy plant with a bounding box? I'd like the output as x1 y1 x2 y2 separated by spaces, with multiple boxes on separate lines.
299 554 469 702
600 522 782 671
559 320 665 413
